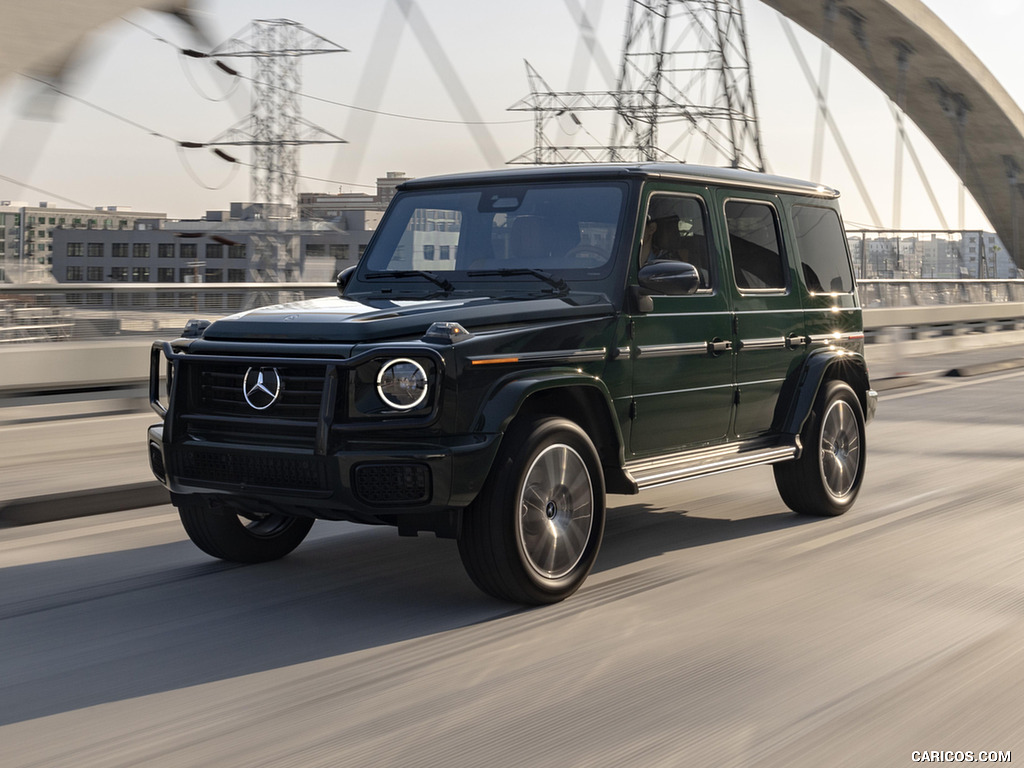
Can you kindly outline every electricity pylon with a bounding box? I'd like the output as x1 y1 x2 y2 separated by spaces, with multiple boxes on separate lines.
509 0 765 171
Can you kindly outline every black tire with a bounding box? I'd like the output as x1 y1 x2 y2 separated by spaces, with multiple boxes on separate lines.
774 380 866 517
177 500 314 563
458 417 606 605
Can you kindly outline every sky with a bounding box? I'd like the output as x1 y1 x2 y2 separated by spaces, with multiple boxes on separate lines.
0 0 1021 231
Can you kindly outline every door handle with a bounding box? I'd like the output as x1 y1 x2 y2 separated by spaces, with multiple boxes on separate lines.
786 333 810 350
707 338 732 356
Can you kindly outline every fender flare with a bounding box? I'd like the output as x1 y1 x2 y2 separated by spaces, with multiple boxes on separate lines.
476 371 636 494
774 348 872 436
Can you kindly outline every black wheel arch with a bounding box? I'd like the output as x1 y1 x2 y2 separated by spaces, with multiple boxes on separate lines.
478 373 636 495
773 349 873 437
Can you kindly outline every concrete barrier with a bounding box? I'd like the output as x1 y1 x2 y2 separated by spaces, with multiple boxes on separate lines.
0 339 153 394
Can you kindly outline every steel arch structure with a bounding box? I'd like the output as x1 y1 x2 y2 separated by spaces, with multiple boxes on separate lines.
760 0 1024 269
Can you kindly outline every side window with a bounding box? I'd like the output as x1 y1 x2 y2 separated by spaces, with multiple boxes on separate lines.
792 205 854 293
641 194 713 289
725 200 786 291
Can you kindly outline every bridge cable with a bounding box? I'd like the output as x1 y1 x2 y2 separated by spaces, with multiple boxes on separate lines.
778 17 882 228
809 0 837 183
840 11 949 231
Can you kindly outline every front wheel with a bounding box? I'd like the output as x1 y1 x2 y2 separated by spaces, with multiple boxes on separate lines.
177 500 314 563
774 380 866 516
458 417 606 604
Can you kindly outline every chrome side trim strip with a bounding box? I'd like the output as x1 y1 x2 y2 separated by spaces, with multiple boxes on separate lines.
808 333 864 345
738 337 787 350
637 342 709 358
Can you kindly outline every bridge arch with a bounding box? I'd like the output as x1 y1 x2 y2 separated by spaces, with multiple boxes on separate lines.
760 0 1024 268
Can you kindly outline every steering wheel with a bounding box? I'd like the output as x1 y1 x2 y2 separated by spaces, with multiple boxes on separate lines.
563 245 608 267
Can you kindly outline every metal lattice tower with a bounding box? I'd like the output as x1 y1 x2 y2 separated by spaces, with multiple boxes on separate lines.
509 0 765 171
210 19 347 208
206 20 346 282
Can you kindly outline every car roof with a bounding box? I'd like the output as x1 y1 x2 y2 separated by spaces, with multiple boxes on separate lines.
398 162 840 199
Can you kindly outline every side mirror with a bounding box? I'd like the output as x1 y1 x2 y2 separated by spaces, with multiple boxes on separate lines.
336 266 357 295
638 260 700 296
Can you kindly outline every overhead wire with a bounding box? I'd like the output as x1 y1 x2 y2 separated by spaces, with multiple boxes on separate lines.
0 173 93 208
123 16 530 127
20 74 178 143
233 72 532 126
18 73 377 192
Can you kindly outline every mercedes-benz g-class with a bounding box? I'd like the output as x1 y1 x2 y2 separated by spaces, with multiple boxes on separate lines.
148 163 877 604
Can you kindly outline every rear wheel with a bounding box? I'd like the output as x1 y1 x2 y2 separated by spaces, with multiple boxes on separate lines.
458 417 605 604
774 380 866 516
177 500 314 563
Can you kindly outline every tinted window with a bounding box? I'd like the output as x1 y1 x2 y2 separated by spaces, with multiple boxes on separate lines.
642 194 713 289
792 205 854 293
725 201 785 290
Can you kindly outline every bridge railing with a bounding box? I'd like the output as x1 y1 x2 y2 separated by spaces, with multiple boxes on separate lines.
858 279 1024 307
0 283 336 344
846 229 1022 281
1 279 1024 344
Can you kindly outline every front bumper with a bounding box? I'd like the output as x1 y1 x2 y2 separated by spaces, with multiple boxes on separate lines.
147 424 501 522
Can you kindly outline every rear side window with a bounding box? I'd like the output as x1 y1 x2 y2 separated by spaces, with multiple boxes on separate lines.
792 205 854 293
725 201 786 291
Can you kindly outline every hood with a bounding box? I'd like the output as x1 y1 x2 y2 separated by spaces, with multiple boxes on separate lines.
200 294 615 343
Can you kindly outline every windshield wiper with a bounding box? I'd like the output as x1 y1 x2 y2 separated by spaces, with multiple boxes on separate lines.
466 268 569 295
364 270 454 294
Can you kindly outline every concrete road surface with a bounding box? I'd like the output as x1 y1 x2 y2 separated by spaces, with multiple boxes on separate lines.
1 368 1023 766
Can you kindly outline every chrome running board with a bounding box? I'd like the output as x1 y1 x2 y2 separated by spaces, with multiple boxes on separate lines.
625 438 800 491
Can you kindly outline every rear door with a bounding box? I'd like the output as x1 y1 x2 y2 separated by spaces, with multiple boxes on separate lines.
716 193 806 438
789 201 862 346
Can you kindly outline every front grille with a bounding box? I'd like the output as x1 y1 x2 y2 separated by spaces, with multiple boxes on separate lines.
353 463 431 506
182 361 329 448
196 362 325 419
176 447 326 492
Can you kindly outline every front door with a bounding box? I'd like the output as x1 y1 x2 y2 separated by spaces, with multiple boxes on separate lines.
629 190 734 457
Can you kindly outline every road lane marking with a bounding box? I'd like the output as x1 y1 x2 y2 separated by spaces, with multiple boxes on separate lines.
881 368 1024 401
0 512 179 554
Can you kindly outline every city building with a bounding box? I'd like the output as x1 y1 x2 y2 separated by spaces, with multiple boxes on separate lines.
298 171 408 221
6 172 415 285
1 201 166 282
51 208 372 284
39 173 414 285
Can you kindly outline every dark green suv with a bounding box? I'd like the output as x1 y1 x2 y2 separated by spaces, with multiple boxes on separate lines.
148 163 877 604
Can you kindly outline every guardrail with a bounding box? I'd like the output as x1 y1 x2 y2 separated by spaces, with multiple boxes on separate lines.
858 279 1024 307
0 283 336 344
1 279 1023 346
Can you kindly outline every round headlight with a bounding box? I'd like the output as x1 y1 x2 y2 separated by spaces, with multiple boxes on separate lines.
376 358 428 410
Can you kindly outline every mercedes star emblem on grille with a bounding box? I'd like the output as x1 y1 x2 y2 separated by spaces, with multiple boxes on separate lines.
243 367 282 410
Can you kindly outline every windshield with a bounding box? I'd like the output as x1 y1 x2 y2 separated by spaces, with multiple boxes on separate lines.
360 182 627 289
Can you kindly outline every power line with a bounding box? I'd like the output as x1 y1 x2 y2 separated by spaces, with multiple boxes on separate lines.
234 72 532 126
0 173 93 208
18 73 377 191
21 74 177 142
123 16 531 127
